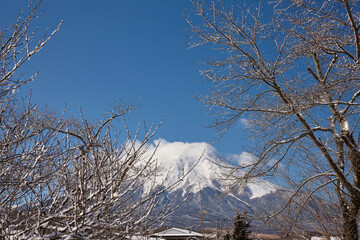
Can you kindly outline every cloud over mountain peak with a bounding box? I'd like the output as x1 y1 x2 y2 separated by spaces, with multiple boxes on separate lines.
147 139 278 199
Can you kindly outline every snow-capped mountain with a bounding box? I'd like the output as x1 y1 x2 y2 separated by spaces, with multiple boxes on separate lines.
147 140 286 232
150 139 278 198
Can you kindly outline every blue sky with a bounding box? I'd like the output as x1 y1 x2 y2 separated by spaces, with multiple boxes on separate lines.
1 0 251 155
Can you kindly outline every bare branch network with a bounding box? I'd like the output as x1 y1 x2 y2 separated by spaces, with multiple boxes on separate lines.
0 1 187 239
187 0 360 239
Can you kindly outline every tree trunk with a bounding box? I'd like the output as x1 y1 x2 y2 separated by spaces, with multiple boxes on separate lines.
343 200 359 240
344 147 360 240
343 216 358 240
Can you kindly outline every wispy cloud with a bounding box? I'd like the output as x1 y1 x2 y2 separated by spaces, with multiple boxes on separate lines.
228 151 257 167
150 138 216 169
238 118 251 129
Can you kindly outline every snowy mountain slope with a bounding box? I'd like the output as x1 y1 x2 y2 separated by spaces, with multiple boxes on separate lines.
143 140 335 233
149 139 278 200
141 139 286 232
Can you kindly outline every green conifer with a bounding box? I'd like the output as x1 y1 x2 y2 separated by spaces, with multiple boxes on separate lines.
232 212 251 240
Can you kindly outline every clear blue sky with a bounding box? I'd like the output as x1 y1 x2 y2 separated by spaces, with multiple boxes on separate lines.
1 0 251 155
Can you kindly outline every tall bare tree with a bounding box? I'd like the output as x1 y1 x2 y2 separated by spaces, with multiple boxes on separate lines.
0 1 179 239
186 0 360 239
0 1 62 236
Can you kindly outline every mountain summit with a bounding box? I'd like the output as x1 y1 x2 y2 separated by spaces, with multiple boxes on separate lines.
152 139 278 198
148 140 283 231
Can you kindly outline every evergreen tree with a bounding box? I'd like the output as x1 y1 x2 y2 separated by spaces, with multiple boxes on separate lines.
223 231 231 240
232 212 251 240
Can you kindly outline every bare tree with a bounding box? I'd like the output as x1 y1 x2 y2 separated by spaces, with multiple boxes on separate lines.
0 1 180 239
186 0 360 239
0 0 62 236
3 108 176 239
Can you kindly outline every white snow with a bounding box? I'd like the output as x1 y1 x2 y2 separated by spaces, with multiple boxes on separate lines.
246 181 278 199
311 237 341 240
151 227 202 238
144 139 278 199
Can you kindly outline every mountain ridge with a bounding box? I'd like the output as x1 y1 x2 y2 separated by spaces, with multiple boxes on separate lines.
149 139 279 200
146 140 284 232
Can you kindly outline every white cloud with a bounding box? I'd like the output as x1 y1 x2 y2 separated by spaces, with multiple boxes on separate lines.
150 138 217 170
139 139 279 198
238 118 252 129
140 139 223 192
229 151 257 167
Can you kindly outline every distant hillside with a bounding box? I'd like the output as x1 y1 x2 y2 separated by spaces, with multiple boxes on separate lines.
147 140 336 235
146 140 283 233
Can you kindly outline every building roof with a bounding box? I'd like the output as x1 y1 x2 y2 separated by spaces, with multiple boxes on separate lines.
130 236 164 240
151 228 203 238
311 237 341 240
